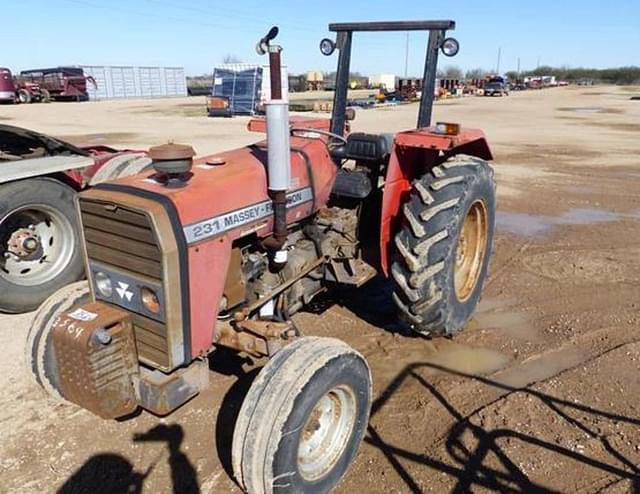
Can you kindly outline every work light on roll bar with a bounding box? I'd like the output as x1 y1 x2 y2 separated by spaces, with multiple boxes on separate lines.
441 37 460 57
319 38 336 56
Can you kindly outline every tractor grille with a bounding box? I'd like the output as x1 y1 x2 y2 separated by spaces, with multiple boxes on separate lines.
79 198 170 369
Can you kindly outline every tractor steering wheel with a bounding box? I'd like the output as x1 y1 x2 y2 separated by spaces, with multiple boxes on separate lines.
290 128 347 146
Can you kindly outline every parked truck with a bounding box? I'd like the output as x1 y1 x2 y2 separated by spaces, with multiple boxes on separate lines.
0 68 16 103
0 125 151 312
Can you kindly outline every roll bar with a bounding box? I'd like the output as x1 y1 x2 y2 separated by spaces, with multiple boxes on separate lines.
329 20 455 32
327 20 456 137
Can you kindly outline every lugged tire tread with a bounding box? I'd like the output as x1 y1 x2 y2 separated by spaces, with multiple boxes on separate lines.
391 154 495 336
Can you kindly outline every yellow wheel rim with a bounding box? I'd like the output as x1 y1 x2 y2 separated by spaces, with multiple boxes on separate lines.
454 200 489 302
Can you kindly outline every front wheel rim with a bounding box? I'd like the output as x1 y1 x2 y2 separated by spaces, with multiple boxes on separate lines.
454 200 489 302
297 384 357 481
0 205 75 286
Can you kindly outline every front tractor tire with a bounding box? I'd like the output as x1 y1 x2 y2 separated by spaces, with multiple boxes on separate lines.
232 337 372 494
391 154 496 336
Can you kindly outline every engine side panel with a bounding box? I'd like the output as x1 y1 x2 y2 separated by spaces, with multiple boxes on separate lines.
109 136 337 358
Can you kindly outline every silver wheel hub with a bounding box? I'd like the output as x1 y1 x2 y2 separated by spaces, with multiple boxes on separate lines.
297 385 357 481
0 206 75 286
7 226 41 259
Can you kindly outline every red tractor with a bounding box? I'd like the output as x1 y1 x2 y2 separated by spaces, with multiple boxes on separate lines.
28 21 495 493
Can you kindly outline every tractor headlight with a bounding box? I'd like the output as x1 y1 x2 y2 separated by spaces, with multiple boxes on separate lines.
95 271 113 298
141 286 161 314
319 38 336 56
441 37 460 57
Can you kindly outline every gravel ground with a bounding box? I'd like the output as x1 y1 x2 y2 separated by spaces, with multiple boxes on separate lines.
1 85 639 493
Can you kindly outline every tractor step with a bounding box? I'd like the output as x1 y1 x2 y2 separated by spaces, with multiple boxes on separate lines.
326 258 377 287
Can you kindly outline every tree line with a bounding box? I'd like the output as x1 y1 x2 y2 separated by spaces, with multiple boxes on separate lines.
438 65 640 84
513 66 640 84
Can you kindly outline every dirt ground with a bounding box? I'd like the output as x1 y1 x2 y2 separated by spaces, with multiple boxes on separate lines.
1 86 640 493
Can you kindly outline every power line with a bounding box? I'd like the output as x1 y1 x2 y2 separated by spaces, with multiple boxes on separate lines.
59 0 316 40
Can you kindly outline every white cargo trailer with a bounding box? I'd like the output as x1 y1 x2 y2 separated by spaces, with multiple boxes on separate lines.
81 65 187 100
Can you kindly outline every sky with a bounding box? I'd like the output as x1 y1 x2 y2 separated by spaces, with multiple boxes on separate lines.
1 0 639 77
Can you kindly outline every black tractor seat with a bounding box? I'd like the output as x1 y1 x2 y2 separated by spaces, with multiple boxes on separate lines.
331 132 394 163
330 133 394 199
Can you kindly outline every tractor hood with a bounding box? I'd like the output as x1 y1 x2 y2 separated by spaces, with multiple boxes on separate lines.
89 136 336 246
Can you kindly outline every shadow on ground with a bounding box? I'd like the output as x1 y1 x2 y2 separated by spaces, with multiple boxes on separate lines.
305 275 412 334
58 423 198 494
366 361 640 493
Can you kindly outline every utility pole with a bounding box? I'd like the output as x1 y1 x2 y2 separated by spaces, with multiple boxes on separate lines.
496 46 502 75
404 32 409 77
536 55 541 68
517 57 521 76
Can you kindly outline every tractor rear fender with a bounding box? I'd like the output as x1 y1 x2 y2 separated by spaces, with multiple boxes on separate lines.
379 127 493 275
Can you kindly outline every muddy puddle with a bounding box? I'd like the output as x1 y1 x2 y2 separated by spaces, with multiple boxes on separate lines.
470 308 537 341
557 106 623 114
426 343 512 375
495 345 586 389
496 207 640 238
367 337 512 380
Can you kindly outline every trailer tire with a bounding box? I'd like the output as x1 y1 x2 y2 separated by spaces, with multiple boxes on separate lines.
391 154 496 336
25 281 89 399
0 178 84 313
40 89 51 103
17 89 31 104
232 337 371 494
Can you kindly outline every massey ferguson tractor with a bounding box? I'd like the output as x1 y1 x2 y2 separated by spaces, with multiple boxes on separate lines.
27 21 495 493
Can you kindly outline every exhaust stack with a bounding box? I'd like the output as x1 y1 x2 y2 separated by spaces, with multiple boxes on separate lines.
257 27 290 265
265 100 291 192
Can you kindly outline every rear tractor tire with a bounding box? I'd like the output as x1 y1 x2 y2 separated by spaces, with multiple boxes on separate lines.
25 281 90 400
391 154 496 337
232 337 372 494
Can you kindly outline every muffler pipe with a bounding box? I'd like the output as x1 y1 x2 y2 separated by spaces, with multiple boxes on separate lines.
263 99 290 262
258 27 290 267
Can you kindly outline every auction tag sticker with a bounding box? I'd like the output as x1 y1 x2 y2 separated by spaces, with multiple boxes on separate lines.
68 308 98 322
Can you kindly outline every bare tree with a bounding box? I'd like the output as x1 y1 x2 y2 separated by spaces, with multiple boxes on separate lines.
465 67 487 80
441 65 463 80
222 54 242 64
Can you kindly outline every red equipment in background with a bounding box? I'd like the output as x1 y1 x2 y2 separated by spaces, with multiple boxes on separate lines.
0 67 16 103
17 67 96 102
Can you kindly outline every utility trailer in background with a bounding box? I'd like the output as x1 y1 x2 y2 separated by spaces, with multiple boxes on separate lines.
18 67 94 102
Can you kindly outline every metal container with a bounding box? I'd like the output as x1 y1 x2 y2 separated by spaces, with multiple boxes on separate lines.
80 65 187 100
